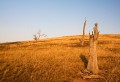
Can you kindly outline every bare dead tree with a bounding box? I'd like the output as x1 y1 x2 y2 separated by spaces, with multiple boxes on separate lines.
87 23 99 74
33 30 47 41
81 19 86 46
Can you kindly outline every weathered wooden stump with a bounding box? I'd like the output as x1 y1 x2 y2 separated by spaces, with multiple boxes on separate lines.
87 23 99 74
74 22 104 82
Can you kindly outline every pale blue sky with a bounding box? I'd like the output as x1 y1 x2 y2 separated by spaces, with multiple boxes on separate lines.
0 0 120 42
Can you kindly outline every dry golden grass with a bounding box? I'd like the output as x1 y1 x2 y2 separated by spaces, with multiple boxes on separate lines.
0 34 120 82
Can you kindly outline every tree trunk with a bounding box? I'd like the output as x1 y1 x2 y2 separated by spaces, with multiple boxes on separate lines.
87 23 99 74
81 19 86 46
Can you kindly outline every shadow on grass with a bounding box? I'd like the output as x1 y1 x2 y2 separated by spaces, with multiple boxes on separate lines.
80 54 88 68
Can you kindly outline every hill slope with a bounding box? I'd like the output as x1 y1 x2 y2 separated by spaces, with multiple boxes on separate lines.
0 34 120 82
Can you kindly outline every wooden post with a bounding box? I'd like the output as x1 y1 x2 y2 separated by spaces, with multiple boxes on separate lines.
87 23 99 74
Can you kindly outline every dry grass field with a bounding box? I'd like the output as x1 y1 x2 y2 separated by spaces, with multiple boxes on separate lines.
0 34 120 82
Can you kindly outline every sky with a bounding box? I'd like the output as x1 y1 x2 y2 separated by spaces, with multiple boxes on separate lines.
0 0 120 42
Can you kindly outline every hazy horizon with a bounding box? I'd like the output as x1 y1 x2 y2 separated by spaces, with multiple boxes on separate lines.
0 0 120 42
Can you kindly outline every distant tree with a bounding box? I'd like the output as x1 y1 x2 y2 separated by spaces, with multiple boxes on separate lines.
33 30 47 41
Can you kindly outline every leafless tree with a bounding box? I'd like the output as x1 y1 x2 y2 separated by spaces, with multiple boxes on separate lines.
87 23 99 74
33 30 47 41
81 19 86 46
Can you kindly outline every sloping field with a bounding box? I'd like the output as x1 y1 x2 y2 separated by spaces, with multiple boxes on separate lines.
0 34 120 82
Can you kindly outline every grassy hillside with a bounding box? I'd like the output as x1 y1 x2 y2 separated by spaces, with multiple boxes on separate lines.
0 34 120 82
